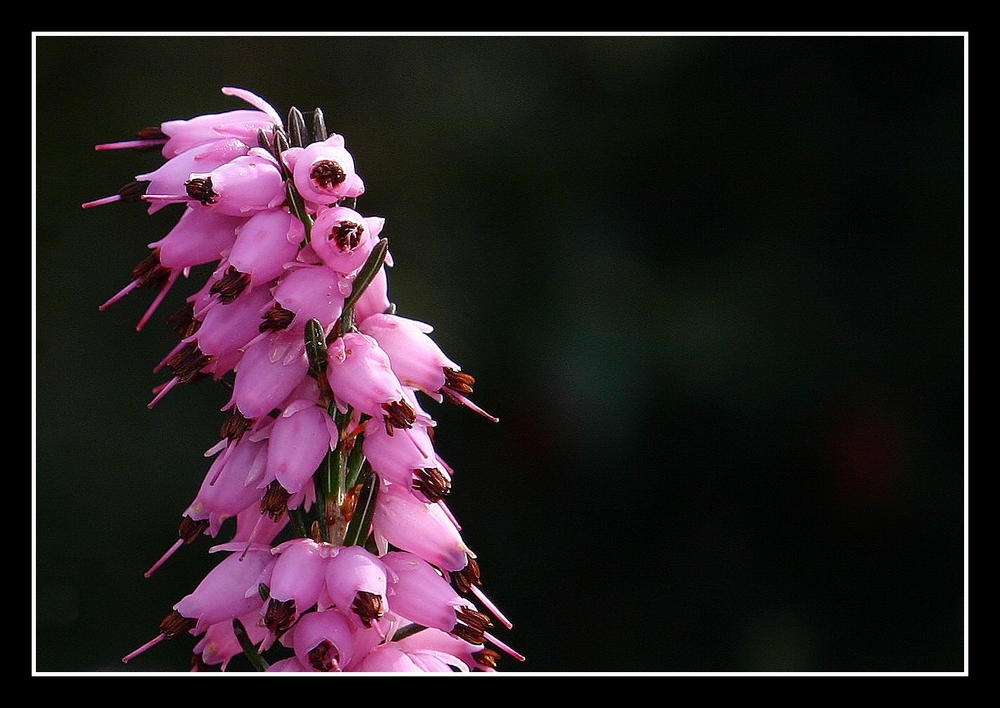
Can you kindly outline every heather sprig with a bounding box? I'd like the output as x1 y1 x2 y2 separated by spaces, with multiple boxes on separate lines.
86 87 520 672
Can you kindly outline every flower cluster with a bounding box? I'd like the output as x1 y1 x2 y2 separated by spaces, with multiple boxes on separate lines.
84 87 520 672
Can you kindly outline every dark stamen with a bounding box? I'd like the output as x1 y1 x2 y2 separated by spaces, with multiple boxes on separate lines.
209 266 251 303
382 400 416 430
259 305 295 333
260 480 291 521
184 177 217 205
158 610 196 639
413 467 451 503
263 598 297 635
309 159 346 189
307 640 340 671
351 590 385 628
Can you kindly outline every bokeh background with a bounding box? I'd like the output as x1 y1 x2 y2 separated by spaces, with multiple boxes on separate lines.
34 33 966 674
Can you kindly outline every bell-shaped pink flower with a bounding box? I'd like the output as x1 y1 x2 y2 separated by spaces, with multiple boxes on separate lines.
183 282 274 378
358 313 459 401
362 417 441 492
192 607 271 670
219 208 304 296
267 538 334 619
149 206 245 271
373 481 472 572
264 400 338 495
381 550 474 632
324 545 389 629
267 263 345 334
351 643 465 672
325 332 415 429
392 626 499 672
308 206 384 275
283 133 365 207
287 609 356 672
184 436 268 536
225 329 310 421
182 147 287 216
136 137 252 214
173 548 274 633
158 109 277 159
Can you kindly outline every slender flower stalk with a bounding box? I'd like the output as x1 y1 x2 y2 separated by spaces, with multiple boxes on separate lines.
85 88 520 672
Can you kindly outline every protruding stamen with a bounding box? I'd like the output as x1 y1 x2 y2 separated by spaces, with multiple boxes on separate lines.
122 633 165 664
351 590 385 628
82 180 149 208
143 517 209 577
209 266 251 304
159 610 197 638
147 376 181 409
452 606 492 645
413 467 451 503
307 640 340 672
95 127 167 152
309 160 346 189
260 480 290 521
184 177 217 205
443 368 475 395
263 598 296 636
144 539 183 579
441 387 499 423
470 585 513 630
484 631 525 662
382 399 416 431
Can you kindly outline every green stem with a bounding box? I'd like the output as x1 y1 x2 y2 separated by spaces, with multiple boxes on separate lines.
342 464 378 547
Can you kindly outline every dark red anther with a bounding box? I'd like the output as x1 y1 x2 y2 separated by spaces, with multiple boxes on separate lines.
350 590 385 628
309 159 346 189
451 556 482 594
472 648 501 669
167 302 200 338
331 220 364 251
443 368 475 395
130 249 170 291
260 480 291 521
413 467 451 503
177 516 210 545
263 597 297 635
158 610 196 639
259 305 295 333
307 639 340 671
381 399 416 431
219 409 252 443
209 265 251 303
165 342 212 384
184 176 217 205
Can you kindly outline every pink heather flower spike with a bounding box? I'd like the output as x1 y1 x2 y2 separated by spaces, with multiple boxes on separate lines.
89 88 519 672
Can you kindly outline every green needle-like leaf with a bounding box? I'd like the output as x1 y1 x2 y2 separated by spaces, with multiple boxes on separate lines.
287 106 307 148
305 318 328 378
233 618 270 672
313 107 328 142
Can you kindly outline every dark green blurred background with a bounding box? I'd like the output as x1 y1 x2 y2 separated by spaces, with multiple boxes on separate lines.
34 33 965 673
